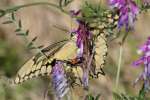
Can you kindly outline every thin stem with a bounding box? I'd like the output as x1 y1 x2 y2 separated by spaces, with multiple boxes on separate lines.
122 32 129 44
1 2 69 17
115 32 129 90
115 44 123 89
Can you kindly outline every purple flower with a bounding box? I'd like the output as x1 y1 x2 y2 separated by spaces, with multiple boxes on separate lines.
51 61 69 98
133 37 150 90
76 20 91 47
82 69 89 90
73 20 91 88
70 10 91 57
109 0 126 8
109 0 139 30
70 10 94 89
70 10 81 16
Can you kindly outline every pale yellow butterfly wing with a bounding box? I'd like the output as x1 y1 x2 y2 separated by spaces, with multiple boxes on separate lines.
90 33 107 78
95 34 107 69
14 39 78 84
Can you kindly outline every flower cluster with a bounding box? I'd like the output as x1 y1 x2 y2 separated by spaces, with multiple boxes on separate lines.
51 61 69 98
71 10 93 89
75 20 91 57
133 37 150 90
109 0 139 30
71 10 91 57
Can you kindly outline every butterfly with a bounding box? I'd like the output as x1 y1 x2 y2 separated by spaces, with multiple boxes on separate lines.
12 8 120 98
13 32 107 83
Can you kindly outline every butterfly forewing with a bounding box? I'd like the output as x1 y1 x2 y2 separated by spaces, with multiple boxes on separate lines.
14 39 72 84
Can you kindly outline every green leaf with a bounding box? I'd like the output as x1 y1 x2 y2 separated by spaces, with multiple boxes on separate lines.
113 92 122 100
2 20 13 24
59 0 73 7
37 45 44 49
27 42 33 48
25 30 29 36
0 9 5 17
18 19 22 28
28 46 36 50
87 95 94 100
16 33 26 36
120 93 129 100
11 12 15 20
64 0 73 6
15 28 21 32
31 36 37 42
138 84 146 100
95 94 101 100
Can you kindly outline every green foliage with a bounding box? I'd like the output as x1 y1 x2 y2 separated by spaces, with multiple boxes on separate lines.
113 92 137 100
0 0 150 100
80 1 119 37
0 39 20 77
113 87 150 100
2 11 44 51
0 9 5 17
135 0 150 11
86 94 101 100
59 0 73 8
137 84 148 100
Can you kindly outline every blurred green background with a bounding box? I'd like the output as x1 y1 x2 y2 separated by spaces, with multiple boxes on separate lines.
0 0 150 100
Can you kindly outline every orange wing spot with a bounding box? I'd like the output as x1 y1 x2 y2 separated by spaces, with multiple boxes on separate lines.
70 58 79 65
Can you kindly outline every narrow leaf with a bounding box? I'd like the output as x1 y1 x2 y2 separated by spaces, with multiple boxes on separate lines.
113 92 122 100
25 30 29 36
28 46 36 50
59 0 63 7
2 20 13 24
27 42 33 47
32 36 37 42
11 12 15 20
15 28 21 32
16 33 26 36
37 45 44 49
64 0 73 6
138 85 146 100
95 94 101 100
18 19 22 28
0 9 5 17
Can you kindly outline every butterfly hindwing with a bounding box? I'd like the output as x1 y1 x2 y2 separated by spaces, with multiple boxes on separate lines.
90 33 107 78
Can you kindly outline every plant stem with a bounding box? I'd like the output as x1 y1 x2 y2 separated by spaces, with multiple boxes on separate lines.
115 32 129 90
1 2 69 17
115 44 123 90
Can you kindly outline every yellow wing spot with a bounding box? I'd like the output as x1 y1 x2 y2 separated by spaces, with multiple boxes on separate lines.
24 76 29 81
114 15 119 20
36 61 43 70
15 77 20 84
114 21 118 26
41 66 47 75
72 67 83 78
26 66 33 75
20 79 23 83
98 25 105 30
31 65 37 72
108 18 114 23
46 65 52 75
107 14 112 18
19 71 26 79
29 73 34 79
35 70 40 77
